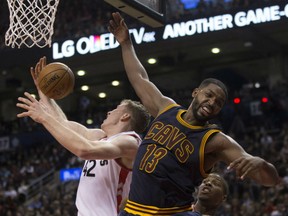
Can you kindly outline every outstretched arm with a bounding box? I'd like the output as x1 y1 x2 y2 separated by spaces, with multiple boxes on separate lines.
31 57 102 140
211 133 280 186
16 92 138 165
108 12 175 117
31 56 67 120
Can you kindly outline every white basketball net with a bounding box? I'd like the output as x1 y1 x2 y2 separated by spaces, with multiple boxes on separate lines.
5 0 60 48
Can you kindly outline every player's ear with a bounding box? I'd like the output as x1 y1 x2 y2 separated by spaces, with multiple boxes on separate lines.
192 88 199 98
121 113 131 121
222 194 227 202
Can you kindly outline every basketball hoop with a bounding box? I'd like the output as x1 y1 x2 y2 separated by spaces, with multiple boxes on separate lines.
5 0 60 48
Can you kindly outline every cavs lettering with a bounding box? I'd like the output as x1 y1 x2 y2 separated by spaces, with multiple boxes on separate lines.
127 104 222 213
139 122 195 173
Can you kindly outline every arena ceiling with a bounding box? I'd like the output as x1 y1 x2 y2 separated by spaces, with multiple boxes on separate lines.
0 2 288 117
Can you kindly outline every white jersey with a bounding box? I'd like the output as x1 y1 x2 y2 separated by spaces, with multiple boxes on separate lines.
76 131 141 216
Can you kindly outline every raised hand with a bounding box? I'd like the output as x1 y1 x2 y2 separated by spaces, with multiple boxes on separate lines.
31 56 46 90
17 92 50 123
108 12 130 45
30 56 52 104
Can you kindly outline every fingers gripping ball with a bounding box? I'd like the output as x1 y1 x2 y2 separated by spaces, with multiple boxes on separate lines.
38 62 75 100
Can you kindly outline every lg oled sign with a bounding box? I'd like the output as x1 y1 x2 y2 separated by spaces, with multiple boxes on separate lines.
52 3 288 59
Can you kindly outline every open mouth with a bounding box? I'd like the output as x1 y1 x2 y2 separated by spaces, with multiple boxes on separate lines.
200 106 211 116
201 186 211 193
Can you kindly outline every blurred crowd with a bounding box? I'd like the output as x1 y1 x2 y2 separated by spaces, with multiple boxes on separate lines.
0 0 288 215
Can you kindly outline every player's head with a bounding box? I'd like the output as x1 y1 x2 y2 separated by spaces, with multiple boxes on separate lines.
199 78 228 99
101 99 150 134
196 173 228 209
120 99 151 133
190 78 228 122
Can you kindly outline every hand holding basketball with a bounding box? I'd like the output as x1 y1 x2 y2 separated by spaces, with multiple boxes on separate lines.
31 56 46 91
37 62 75 100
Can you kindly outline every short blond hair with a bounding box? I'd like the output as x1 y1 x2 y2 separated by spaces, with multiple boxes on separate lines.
121 99 150 134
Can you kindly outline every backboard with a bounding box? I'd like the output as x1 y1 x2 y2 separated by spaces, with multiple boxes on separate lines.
104 0 166 28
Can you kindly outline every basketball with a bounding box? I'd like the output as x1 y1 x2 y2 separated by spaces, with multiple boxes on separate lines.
38 62 75 100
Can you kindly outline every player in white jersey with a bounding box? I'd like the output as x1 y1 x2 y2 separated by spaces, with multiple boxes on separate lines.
16 57 151 215
76 132 141 216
